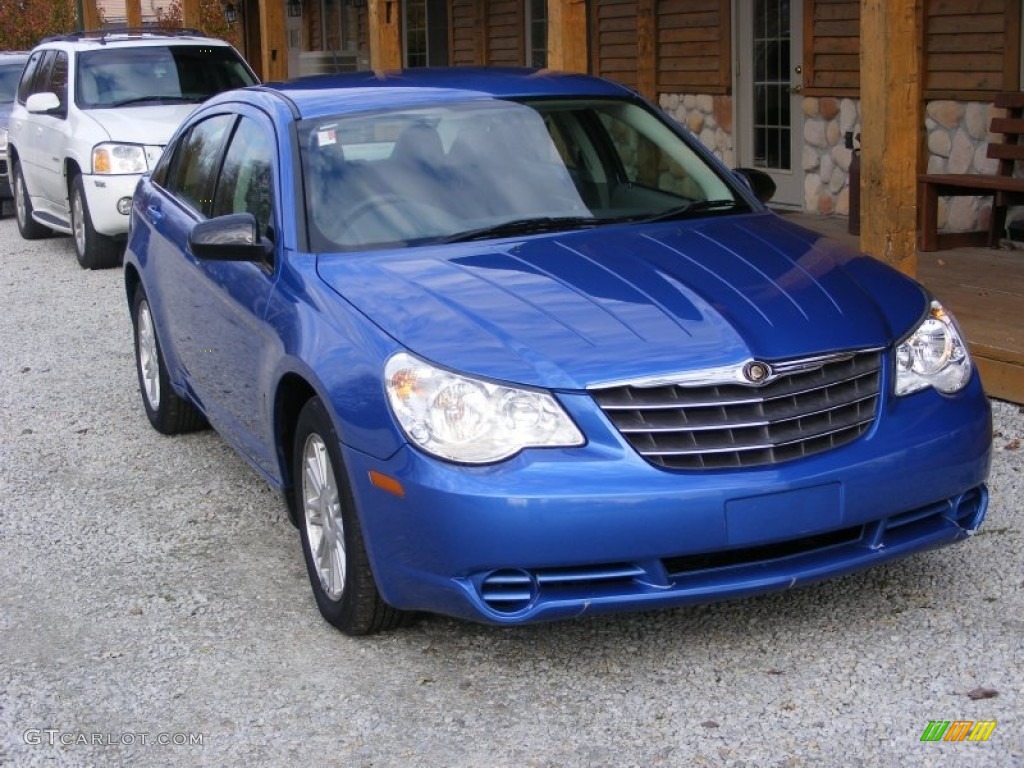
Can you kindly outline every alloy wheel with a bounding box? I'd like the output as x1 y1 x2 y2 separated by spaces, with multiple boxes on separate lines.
136 299 161 410
301 434 346 600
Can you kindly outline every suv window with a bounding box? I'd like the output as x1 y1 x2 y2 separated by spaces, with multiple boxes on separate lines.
0 61 26 104
77 46 256 108
48 52 69 114
16 50 44 104
166 113 236 215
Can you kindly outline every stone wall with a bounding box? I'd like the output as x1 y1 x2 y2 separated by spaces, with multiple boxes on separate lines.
924 101 1003 233
659 93 735 169
661 92 861 217
801 97 860 216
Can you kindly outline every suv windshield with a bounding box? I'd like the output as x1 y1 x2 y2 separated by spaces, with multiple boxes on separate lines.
0 62 24 103
76 45 256 108
300 98 744 252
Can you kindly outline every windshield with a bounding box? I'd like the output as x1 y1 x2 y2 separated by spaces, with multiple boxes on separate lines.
0 62 25 103
76 45 256 108
300 98 743 251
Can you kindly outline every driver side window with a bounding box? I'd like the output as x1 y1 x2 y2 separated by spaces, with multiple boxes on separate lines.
212 116 276 240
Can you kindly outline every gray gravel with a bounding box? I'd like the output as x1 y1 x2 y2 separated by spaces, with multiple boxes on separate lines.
1 216 1022 767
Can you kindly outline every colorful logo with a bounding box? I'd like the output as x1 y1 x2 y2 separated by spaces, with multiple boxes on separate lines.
920 720 997 742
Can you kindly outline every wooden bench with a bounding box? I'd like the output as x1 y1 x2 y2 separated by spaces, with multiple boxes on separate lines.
918 92 1024 252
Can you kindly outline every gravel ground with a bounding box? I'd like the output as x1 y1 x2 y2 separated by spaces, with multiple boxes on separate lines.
1 216 1022 767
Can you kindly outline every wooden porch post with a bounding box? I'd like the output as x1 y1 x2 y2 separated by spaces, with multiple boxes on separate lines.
257 0 288 81
369 0 403 71
547 0 588 73
125 0 142 28
181 0 202 29
81 0 101 31
859 0 922 277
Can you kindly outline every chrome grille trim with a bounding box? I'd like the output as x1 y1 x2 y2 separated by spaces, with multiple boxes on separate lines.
590 349 883 470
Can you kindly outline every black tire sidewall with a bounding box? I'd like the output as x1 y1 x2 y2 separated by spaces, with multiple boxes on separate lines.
13 161 47 240
293 397 382 635
71 175 121 269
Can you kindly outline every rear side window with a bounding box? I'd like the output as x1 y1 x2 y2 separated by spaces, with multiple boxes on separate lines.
165 114 236 216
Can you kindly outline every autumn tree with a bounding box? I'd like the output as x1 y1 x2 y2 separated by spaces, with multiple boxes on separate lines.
156 0 239 47
0 0 78 51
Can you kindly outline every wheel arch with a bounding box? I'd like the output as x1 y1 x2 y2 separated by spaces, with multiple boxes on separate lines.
274 372 319 525
64 158 82 199
124 262 141 310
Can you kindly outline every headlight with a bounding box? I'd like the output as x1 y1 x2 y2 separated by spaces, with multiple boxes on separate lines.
384 352 584 463
0 127 8 153
93 143 147 174
895 300 972 396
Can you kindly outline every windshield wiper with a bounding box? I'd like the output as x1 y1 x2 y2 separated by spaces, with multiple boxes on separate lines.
439 216 605 244
107 95 199 107
637 199 742 224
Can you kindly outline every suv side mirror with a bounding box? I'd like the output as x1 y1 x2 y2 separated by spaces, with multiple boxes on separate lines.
25 92 61 114
733 167 777 204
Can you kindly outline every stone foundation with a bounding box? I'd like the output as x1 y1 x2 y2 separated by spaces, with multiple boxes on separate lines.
924 100 1007 234
660 93 735 169
801 97 861 217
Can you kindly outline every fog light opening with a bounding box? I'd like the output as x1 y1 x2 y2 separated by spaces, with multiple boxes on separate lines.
117 197 132 215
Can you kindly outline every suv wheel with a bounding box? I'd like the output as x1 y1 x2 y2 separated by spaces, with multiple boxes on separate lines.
71 174 122 269
12 160 51 240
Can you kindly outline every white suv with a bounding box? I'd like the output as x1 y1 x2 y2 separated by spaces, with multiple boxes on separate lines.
7 29 257 268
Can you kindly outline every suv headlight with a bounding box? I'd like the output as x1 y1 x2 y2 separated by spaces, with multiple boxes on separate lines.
895 300 972 396
93 143 147 174
0 126 8 153
384 352 584 463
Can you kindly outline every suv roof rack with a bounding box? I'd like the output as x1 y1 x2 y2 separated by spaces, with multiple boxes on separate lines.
42 27 205 44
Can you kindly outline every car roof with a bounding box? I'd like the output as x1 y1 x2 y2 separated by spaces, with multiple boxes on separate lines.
252 67 638 120
36 29 233 51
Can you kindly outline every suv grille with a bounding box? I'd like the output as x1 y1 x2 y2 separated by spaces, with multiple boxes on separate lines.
590 350 882 470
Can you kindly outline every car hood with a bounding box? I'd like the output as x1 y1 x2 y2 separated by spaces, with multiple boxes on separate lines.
316 213 927 390
83 104 200 145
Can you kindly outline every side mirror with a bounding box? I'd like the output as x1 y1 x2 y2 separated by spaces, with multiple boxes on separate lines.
733 167 777 203
188 213 271 261
25 92 61 114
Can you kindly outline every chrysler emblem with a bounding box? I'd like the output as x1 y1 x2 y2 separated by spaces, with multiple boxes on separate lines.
743 361 772 384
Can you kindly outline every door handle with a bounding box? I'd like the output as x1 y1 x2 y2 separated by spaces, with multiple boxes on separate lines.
146 204 164 223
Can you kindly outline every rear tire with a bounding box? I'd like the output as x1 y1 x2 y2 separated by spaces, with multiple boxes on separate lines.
294 397 408 635
12 160 51 240
71 174 122 269
131 287 207 434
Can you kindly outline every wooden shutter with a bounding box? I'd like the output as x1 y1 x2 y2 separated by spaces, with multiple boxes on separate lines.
486 0 525 66
803 0 860 96
655 0 730 95
924 0 1022 99
591 0 640 90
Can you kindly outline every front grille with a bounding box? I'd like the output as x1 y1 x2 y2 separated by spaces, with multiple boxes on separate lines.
591 350 882 470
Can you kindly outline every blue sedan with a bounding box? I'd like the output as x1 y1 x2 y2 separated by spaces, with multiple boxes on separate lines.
124 68 991 635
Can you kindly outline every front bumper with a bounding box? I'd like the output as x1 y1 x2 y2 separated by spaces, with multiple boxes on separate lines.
344 374 992 626
81 173 140 237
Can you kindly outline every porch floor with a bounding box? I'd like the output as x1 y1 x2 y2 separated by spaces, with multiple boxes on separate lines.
783 212 1024 404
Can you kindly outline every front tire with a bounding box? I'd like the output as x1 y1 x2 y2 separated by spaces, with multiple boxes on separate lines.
12 160 51 240
131 287 207 434
71 174 121 269
294 397 407 635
